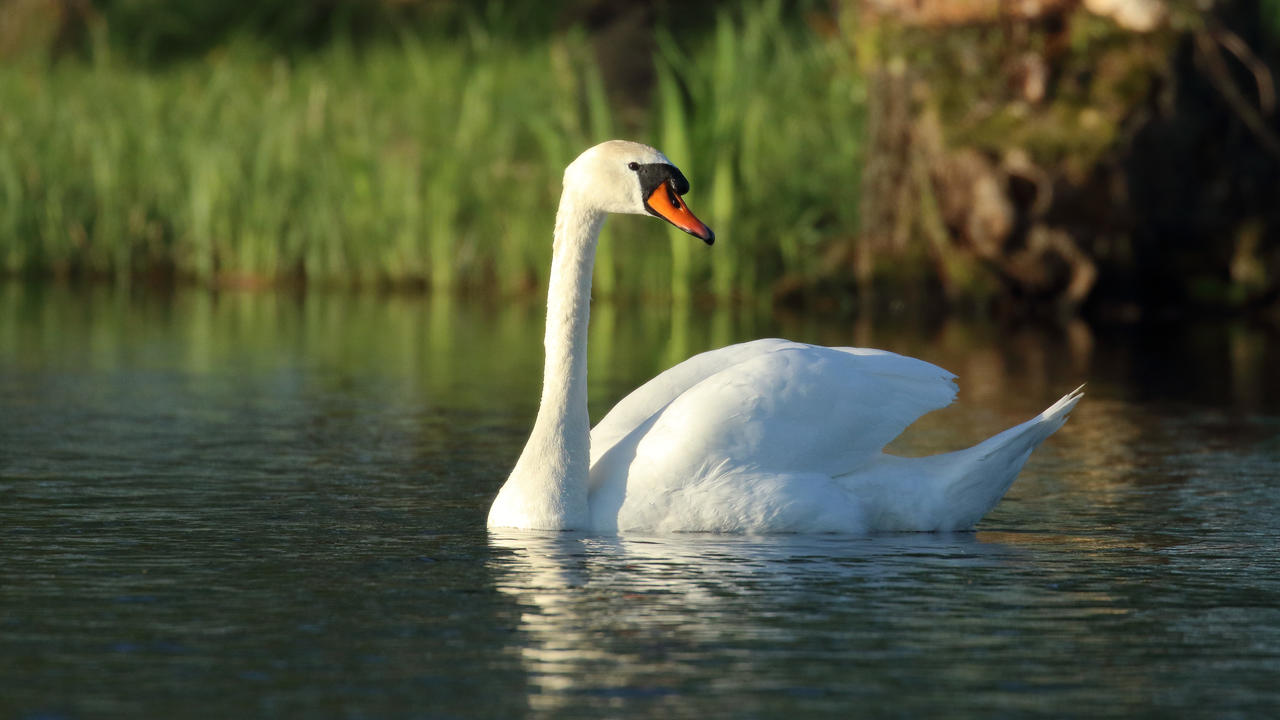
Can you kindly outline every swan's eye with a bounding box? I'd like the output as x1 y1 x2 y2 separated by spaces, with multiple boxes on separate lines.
627 162 640 171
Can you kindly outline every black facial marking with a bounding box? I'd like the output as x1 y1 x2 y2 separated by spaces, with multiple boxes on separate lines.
633 163 691 199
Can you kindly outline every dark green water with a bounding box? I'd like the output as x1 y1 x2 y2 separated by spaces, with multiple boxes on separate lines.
2 284 1279 718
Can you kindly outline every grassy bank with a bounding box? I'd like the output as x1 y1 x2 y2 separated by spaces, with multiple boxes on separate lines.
0 1 865 299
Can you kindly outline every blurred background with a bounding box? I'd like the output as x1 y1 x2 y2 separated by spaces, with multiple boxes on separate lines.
0 0 1278 320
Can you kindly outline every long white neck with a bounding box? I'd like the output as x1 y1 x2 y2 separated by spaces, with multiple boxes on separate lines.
488 190 603 530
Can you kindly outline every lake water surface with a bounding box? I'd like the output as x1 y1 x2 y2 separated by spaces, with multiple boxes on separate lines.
2 284 1279 718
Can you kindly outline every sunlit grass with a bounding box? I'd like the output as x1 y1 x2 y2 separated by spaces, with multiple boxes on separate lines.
0 2 865 299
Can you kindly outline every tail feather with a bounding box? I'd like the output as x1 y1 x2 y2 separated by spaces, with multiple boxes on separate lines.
970 384 1084 463
843 385 1084 532
940 384 1084 528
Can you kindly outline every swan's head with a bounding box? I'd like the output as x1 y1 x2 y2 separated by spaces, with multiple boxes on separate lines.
564 140 714 245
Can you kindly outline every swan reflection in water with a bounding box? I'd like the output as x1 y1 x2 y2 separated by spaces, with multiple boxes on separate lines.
486 530 1060 714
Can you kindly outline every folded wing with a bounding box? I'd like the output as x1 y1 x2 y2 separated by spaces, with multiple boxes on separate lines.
589 339 959 495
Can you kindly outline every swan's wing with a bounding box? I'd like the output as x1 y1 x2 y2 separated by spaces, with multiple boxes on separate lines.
589 338 801 464
591 342 957 488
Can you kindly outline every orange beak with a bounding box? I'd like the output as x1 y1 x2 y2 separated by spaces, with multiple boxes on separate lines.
646 181 714 245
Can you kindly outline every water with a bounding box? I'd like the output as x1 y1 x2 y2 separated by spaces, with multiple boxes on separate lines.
2 284 1279 718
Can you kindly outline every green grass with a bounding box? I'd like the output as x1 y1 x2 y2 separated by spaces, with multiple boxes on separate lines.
0 2 866 299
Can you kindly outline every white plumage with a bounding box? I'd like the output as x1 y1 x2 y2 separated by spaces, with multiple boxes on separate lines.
488 140 1081 534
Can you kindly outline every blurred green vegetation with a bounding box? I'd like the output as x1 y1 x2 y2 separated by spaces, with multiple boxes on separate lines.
0 0 862 300
1 0 1279 316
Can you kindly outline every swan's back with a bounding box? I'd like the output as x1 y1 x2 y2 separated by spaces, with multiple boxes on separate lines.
591 339 956 462
587 340 967 531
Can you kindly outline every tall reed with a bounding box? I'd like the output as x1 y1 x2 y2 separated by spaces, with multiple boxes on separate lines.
653 0 868 301
0 1 866 299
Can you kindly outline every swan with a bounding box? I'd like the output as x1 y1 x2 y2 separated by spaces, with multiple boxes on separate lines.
488 140 1082 533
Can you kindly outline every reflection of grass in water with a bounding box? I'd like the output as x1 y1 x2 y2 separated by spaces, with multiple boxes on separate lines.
21 282 1280 472
0 280 1101 455
0 2 864 300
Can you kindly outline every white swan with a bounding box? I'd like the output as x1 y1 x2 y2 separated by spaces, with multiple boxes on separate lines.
488 140 1082 533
